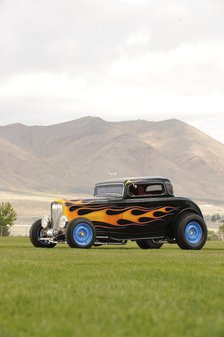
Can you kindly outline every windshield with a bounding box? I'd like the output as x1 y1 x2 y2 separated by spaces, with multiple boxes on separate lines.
94 183 124 197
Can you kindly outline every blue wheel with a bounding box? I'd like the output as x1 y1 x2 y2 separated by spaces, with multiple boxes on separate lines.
73 223 93 246
175 214 207 250
66 218 96 248
185 222 203 244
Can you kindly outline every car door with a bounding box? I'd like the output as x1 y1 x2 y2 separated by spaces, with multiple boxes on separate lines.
121 182 178 239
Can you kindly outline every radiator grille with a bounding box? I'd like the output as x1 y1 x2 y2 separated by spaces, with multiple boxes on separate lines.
51 202 63 229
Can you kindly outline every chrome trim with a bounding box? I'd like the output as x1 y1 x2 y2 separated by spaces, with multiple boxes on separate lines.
59 216 68 229
41 216 50 229
51 202 63 230
46 229 54 237
94 240 127 245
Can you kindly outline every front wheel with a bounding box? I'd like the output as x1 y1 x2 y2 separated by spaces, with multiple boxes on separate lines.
136 239 163 249
29 219 56 248
66 218 96 249
175 214 207 250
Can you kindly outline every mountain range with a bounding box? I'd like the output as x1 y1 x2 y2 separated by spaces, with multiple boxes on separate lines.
0 117 224 201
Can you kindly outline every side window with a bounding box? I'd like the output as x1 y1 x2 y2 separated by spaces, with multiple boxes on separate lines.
129 184 145 196
145 184 165 195
128 183 165 197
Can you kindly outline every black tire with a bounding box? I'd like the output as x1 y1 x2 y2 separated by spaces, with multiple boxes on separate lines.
66 218 96 249
29 219 56 248
175 213 207 250
136 239 163 249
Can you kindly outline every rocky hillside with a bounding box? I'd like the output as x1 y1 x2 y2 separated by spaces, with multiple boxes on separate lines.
0 117 224 201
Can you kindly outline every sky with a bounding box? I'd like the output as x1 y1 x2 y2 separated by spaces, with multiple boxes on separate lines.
0 0 224 143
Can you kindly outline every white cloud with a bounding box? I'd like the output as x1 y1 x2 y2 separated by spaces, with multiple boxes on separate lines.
120 0 149 7
126 32 151 47
0 0 223 143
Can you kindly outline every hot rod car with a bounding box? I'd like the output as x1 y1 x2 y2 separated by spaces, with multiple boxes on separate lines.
30 177 207 250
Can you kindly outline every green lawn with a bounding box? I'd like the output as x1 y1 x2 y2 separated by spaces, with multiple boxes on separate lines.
0 238 223 337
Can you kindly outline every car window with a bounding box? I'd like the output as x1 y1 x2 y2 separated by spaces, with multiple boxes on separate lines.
145 184 164 194
128 183 165 197
94 184 124 197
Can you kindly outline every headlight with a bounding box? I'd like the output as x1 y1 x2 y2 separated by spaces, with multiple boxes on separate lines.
41 216 50 229
59 216 68 229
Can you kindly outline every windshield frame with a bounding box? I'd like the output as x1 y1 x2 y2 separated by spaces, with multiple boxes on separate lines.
94 183 125 198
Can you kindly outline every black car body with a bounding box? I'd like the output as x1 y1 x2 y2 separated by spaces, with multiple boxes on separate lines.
30 177 207 250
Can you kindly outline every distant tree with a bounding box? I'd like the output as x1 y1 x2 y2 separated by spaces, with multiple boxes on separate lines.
219 224 224 235
0 202 17 236
211 214 217 222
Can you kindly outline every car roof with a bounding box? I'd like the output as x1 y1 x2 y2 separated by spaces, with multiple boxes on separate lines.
95 176 172 185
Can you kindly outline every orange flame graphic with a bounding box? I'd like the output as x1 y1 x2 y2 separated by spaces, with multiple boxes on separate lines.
63 200 178 227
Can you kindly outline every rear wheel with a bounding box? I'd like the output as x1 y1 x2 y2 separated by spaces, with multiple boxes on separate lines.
136 239 163 249
29 219 56 248
175 213 207 250
66 218 96 249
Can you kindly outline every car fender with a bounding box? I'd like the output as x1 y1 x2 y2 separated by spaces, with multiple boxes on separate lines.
169 207 203 238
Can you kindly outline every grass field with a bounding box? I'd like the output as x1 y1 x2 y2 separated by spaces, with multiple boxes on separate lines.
0 239 223 337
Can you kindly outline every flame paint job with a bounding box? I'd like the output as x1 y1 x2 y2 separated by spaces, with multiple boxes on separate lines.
59 198 179 231
30 177 205 245
52 177 203 241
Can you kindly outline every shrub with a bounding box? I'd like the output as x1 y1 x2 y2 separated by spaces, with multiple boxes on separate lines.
0 202 17 237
